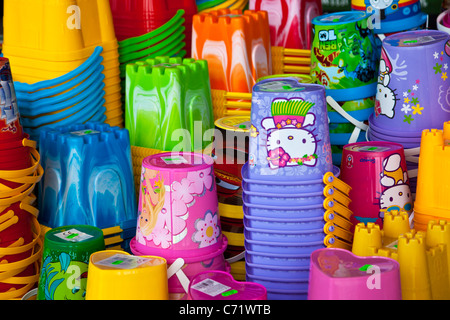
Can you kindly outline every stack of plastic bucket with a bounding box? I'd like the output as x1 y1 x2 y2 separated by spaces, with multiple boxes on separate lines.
125 56 214 153
192 8 272 93
0 58 44 300
213 115 250 280
310 11 379 166
242 78 354 299
130 152 229 300
367 30 450 194
249 0 322 50
2 0 124 128
109 0 197 56
117 10 188 102
351 0 428 52
37 122 137 252
13 47 107 142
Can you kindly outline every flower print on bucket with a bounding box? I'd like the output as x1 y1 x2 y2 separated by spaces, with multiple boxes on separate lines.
193 211 221 248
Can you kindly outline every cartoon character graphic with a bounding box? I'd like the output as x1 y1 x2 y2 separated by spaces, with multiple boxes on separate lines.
378 153 412 219
375 48 398 118
138 168 166 239
261 98 318 169
365 0 399 20
38 253 88 300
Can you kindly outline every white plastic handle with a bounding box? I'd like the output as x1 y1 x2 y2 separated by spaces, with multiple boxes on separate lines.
326 96 369 132
225 251 245 264
166 257 190 294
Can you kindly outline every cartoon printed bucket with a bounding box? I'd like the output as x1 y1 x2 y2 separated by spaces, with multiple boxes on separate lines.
134 152 223 260
36 225 105 300
311 11 379 101
371 30 450 136
340 141 412 229
308 248 401 300
85 250 169 300
248 78 333 181
213 116 250 208
351 0 428 34
0 58 24 143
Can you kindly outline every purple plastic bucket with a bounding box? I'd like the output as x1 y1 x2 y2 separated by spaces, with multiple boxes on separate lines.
245 250 312 267
248 79 333 181
243 214 326 231
241 162 340 194
244 226 326 243
242 189 325 206
246 273 309 291
367 127 421 149
245 238 325 255
243 201 326 219
266 289 308 300
372 30 450 135
246 262 311 280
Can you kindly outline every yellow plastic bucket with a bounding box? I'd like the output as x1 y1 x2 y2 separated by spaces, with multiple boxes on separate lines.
85 250 169 300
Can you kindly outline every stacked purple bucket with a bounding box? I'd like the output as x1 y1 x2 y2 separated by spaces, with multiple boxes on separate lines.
242 78 351 300
368 30 450 193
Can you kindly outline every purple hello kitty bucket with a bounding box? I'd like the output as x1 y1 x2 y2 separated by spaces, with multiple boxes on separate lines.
247 78 333 181
371 30 450 137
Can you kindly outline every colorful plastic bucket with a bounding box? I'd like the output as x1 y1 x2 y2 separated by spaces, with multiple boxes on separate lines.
311 11 379 101
85 250 169 300
372 30 450 135
37 225 105 300
135 152 222 260
340 141 413 229
248 79 333 181
308 248 402 300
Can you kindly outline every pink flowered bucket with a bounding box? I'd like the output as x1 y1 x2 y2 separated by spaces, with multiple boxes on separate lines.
134 152 223 260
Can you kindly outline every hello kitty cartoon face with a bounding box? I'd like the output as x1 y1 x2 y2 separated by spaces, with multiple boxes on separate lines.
378 153 412 219
261 103 318 169
375 49 398 119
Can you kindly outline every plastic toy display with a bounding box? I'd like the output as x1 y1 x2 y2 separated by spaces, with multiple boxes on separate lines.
3 0 450 303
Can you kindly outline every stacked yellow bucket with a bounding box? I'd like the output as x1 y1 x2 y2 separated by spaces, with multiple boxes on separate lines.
2 0 124 128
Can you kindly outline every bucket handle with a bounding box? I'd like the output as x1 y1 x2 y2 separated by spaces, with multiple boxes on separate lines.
326 96 368 145
167 257 190 294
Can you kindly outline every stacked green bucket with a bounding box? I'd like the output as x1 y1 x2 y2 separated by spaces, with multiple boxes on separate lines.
125 56 215 152
118 10 188 104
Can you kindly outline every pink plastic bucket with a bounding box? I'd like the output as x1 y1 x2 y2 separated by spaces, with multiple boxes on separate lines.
340 141 412 229
134 152 223 260
308 248 401 300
